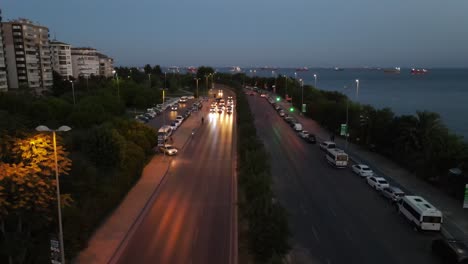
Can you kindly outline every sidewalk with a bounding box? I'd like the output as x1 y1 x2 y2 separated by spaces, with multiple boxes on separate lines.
75 103 206 264
274 97 468 242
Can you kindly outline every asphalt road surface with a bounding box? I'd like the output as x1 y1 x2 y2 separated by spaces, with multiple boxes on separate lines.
116 88 236 264
247 93 440 264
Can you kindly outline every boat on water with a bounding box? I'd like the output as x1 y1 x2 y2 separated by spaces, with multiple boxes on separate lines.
384 67 401 74
334 67 344 71
230 66 242 72
411 68 428 74
259 66 278 71
296 67 309 72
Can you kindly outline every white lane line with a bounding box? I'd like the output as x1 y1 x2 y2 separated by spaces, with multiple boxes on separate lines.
311 225 320 242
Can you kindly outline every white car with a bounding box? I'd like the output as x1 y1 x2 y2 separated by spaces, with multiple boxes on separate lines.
352 164 374 177
279 110 285 117
367 176 390 191
381 186 405 202
176 115 184 123
159 145 178 155
174 119 183 127
169 122 178 131
298 130 309 139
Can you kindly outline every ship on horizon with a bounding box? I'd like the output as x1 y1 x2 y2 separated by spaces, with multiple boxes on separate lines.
296 67 309 72
411 68 428 74
230 66 242 73
334 67 344 71
384 67 401 74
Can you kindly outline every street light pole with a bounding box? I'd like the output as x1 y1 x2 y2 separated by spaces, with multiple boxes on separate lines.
112 70 120 101
148 73 151 88
195 78 200 98
69 80 75 105
35 125 71 264
355 79 360 100
314 74 317 88
300 79 304 112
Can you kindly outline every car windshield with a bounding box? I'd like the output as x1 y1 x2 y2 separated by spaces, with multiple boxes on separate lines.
378 180 388 184
362 167 371 171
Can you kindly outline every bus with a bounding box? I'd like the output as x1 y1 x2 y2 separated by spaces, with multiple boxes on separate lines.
398 195 443 231
157 125 173 146
325 148 348 168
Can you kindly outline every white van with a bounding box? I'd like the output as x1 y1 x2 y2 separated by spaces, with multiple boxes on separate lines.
319 141 336 151
326 148 348 168
157 125 173 146
398 195 442 231
293 123 303 131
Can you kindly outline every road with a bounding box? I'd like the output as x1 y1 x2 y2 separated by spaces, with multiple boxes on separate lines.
247 93 440 264
116 88 236 264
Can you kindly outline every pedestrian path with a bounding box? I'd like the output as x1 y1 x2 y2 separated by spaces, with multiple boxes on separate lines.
75 103 207 264
273 97 468 242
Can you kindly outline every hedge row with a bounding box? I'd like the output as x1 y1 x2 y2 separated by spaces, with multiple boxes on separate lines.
230 81 290 263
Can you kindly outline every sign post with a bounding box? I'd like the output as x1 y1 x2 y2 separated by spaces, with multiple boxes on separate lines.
340 124 348 136
50 236 61 264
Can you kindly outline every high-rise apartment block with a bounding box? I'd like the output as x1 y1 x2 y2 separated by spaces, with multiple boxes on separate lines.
0 10 8 91
2 18 53 93
71 47 100 78
98 52 114 78
50 40 72 79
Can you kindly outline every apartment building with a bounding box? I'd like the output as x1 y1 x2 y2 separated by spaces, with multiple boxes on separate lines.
0 10 8 91
2 18 53 93
97 52 114 77
71 47 99 78
50 40 72 79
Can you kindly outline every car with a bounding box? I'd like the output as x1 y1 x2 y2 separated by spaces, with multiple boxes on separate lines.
210 108 216 113
171 105 178 111
381 186 405 202
279 110 285 117
159 145 178 156
274 105 281 111
249 92 255 96
188 95 195 99
169 121 178 131
352 164 374 177
293 123 303 132
226 108 233 114
183 111 191 118
227 96 233 100
319 141 337 151
305 134 317 144
432 238 468 264
260 93 266 97
176 115 184 122
298 130 309 139
367 176 390 191
174 119 183 127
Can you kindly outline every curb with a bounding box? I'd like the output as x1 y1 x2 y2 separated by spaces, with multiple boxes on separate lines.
107 159 172 264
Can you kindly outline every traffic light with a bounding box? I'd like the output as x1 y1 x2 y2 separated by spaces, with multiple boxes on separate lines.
276 97 280 102
289 107 294 112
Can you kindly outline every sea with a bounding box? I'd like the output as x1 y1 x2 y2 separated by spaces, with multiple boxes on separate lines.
217 67 468 140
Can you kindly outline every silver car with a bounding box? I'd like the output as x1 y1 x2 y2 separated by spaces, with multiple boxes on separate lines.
381 186 405 202
352 164 374 177
367 176 390 191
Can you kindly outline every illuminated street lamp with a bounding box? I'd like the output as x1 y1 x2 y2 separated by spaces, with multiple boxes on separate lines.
355 79 360 100
69 80 75 105
35 125 72 264
314 73 317 88
112 70 120 101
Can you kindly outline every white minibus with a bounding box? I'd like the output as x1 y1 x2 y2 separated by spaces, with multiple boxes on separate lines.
398 195 442 231
326 148 348 168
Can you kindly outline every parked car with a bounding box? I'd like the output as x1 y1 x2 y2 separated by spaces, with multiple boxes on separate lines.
381 186 405 202
305 134 317 144
352 164 374 177
319 141 337 151
279 110 285 117
183 111 191 118
171 105 178 111
176 115 184 123
174 119 183 127
169 121 178 131
432 238 468 264
293 123 303 132
159 145 178 156
274 105 281 111
298 130 309 139
367 176 390 191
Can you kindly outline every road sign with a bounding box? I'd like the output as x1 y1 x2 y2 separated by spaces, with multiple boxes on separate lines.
302 104 306 113
464 184 468 208
340 124 348 136
50 237 61 264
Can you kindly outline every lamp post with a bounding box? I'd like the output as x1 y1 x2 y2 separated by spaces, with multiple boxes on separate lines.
355 79 360 100
69 80 75 105
112 70 120 101
294 72 297 80
300 79 304 112
35 125 71 264
148 73 151 88
314 74 317 88
194 78 200 98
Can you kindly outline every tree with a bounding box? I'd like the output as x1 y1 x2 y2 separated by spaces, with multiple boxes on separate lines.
0 133 72 264
143 64 152 75
196 66 215 79
152 65 162 76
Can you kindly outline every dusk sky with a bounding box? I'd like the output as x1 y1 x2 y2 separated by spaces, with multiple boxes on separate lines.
3 0 468 67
